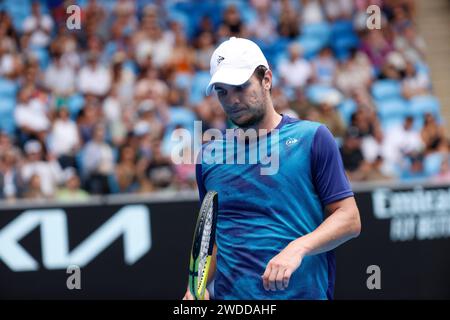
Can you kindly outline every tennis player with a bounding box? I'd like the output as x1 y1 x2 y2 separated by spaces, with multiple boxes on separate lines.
183 37 361 300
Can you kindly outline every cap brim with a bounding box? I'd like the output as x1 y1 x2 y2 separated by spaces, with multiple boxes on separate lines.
205 67 255 96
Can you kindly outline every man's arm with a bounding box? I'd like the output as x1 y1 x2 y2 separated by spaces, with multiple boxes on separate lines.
262 196 360 291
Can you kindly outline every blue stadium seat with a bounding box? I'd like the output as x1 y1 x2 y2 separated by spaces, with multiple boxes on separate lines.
175 73 192 91
337 98 357 126
297 36 325 59
0 93 15 107
189 71 211 105
409 95 440 118
331 33 359 60
302 22 331 42
331 19 354 37
375 98 409 130
30 47 50 70
375 97 409 117
371 79 402 100
68 93 85 119
424 152 443 177
0 78 18 99
305 84 336 104
168 107 197 131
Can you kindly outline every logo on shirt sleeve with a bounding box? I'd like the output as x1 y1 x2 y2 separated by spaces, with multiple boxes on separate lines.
286 137 299 147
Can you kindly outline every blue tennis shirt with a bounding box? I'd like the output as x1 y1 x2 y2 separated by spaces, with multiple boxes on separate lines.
196 114 354 299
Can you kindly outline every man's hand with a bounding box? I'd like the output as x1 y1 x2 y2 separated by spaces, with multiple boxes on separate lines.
182 287 210 300
261 242 304 291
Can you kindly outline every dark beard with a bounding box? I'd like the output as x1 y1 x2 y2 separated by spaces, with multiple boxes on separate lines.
230 104 266 129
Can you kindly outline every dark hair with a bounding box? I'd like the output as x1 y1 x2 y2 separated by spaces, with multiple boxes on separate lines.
254 65 271 92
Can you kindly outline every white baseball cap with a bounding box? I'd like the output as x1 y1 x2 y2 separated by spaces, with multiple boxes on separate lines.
206 37 270 96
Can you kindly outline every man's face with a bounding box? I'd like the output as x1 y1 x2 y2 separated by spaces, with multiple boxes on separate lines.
214 73 268 128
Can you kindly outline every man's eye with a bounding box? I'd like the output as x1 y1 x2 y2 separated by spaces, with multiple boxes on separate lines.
236 83 249 91
216 89 226 96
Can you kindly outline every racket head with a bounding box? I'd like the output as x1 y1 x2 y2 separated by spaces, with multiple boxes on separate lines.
188 190 218 300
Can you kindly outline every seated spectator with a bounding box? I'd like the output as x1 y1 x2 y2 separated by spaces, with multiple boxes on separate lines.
50 25 81 70
194 31 216 71
48 106 81 169
196 96 227 132
56 167 89 202
110 52 136 104
400 153 428 181
21 140 63 198
115 145 138 193
146 140 175 191
14 85 50 142
77 52 111 98
166 24 196 75
247 3 277 44
362 126 386 163
335 48 373 96
401 60 430 99
363 156 392 181
136 99 164 141
277 0 300 39
383 116 424 176
317 91 346 139
340 126 369 181
0 149 24 200
133 21 174 68
278 43 312 89
82 124 115 194
420 113 447 154
22 1 54 48
44 52 76 96
23 174 46 199
0 22 23 79
77 100 102 143
360 29 393 71
218 4 248 40
379 51 407 80
323 0 353 21
311 47 337 86
173 143 196 190
300 0 326 26
394 23 426 64
272 87 299 119
350 108 379 138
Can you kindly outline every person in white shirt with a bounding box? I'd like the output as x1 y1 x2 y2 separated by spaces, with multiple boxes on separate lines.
22 1 54 48
21 140 63 198
48 106 80 168
44 53 76 96
382 116 424 176
82 124 115 194
247 5 277 44
278 43 312 89
77 52 111 97
14 86 50 138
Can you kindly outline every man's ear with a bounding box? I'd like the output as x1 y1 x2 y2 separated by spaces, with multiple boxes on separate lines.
263 69 272 91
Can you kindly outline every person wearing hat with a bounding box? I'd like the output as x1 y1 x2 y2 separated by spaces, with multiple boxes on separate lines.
56 167 89 202
21 139 63 198
184 37 360 300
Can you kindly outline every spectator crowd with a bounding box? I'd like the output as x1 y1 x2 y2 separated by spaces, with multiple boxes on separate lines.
0 0 448 202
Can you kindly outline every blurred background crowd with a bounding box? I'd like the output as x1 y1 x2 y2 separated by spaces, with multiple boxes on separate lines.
0 0 447 202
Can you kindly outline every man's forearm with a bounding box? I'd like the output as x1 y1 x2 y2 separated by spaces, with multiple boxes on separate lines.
290 206 361 258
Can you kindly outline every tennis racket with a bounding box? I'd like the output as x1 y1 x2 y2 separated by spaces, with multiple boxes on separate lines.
188 190 218 300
